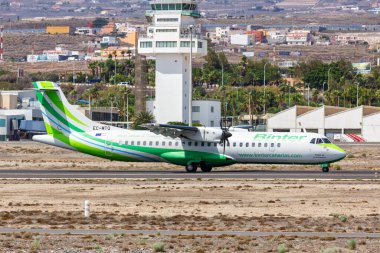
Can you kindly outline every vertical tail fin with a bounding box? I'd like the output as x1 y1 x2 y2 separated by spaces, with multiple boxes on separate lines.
33 81 97 134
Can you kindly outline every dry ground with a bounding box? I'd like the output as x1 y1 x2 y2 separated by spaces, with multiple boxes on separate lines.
0 178 379 252
0 142 379 252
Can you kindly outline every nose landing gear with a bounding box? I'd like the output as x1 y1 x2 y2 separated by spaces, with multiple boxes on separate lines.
320 163 330 173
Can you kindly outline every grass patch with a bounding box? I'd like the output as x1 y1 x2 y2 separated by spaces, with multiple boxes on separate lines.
152 242 165 252
277 243 289 253
346 239 356 250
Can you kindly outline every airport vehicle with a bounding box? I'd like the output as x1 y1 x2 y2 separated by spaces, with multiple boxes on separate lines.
32 81 346 173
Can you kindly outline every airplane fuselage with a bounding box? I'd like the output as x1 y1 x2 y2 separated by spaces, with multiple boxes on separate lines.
34 128 346 168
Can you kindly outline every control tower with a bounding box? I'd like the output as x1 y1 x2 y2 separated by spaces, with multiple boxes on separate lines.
138 0 208 125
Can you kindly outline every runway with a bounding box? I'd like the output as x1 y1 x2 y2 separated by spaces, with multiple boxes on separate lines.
0 169 378 179
1 228 379 238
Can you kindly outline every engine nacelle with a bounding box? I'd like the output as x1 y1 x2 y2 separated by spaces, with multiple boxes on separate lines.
181 127 224 143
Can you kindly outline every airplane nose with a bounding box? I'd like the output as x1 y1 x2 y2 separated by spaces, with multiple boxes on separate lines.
333 147 346 160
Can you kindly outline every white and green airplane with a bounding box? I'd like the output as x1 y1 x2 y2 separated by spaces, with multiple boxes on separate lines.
32 81 346 173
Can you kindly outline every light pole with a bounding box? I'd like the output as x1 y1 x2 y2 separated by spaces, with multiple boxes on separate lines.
322 82 326 105
114 55 117 85
188 25 194 126
356 82 359 107
327 67 332 91
263 62 269 115
124 91 129 128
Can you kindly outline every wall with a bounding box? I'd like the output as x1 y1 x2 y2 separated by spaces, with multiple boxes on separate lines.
362 113 380 141
192 100 221 127
46 26 71 34
0 94 17 109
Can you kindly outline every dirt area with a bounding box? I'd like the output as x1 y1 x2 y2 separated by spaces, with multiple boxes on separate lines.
0 178 379 252
0 142 379 252
0 141 378 171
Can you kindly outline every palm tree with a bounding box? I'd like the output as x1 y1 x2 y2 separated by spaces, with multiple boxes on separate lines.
133 111 154 129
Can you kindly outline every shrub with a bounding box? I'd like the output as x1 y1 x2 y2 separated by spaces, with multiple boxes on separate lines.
277 243 289 253
322 247 342 253
153 242 165 252
347 239 356 250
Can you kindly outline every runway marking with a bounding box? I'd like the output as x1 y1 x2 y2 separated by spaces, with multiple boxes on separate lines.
0 228 379 238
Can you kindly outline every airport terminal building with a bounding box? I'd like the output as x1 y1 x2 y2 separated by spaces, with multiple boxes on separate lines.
267 105 380 142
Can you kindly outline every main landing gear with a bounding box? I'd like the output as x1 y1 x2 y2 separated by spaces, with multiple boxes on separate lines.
185 162 213 173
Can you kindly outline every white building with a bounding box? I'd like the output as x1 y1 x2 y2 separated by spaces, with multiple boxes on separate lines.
266 29 287 44
230 34 251 46
215 26 230 38
267 105 380 142
147 100 221 127
139 0 216 125
286 30 312 45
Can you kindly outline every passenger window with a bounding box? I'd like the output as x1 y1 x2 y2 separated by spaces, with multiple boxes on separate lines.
149 141 153 146
246 143 249 147
310 138 316 144
239 143 243 147
258 143 262 147
277 143 281 148
162 141 165 146
143 141 146 146
271 143 274 148
264 143 268 148
131 141 135 145
233 142 236 147
207 143 211 147
194 142 198 146
323 138 331 143
201 142 205 147
214 143 217 147
156 141 159 146
188 142 192 146
169 141 172 146
137 141 140 146
316 138 323 144
175 142 179 146
125 141 129 145
252 143 255 147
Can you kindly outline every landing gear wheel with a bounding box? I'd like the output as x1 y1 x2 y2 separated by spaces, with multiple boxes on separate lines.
201 165 213 173
322 167 329 173
185 163 198 173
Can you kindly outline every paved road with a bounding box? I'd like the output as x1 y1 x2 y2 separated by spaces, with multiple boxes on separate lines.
1 228 379 238
0 169 378 179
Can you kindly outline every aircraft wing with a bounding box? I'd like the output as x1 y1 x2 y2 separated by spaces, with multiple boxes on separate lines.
141 123 199 139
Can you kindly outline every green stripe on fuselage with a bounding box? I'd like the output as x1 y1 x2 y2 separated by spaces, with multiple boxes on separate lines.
319 143 346 153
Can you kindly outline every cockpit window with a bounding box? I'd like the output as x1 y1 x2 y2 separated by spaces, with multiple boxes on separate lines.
310 138 316 144
316 138 323 144
323 138 331 144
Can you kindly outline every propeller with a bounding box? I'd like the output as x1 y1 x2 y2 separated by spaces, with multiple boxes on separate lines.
220 104 232 155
